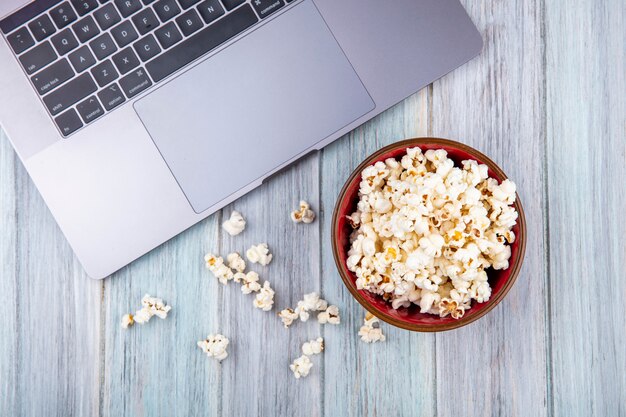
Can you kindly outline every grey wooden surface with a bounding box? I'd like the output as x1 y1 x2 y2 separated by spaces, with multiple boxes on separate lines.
1 0 624 416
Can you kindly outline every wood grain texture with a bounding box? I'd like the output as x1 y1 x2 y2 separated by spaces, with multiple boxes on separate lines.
1 0 625 415
431 1 548 416
545 1 626 416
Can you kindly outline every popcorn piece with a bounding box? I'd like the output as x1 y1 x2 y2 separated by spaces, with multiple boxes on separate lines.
121 313 134 329
278 308 299 328
222 211 246 236
227 252 246 273
141 294 172 320
317 305 340 325
358 313 386 343
290 355 313 379
253 281 275 311
302 337 324 356
197 334 229 361
291 200 316 224
127 294 172 326
346 147 519 319
204 253 234 285
246 243 273 266
241 271 262 294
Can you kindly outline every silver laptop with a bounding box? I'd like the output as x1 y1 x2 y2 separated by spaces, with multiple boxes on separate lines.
0 0 482 278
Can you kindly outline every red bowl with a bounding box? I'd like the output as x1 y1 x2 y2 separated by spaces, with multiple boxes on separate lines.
331 138 527 332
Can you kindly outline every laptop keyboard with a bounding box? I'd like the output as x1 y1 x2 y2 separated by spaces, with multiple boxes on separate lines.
1 0 293 137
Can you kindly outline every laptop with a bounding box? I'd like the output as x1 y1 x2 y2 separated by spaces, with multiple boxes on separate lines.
0 0 482 279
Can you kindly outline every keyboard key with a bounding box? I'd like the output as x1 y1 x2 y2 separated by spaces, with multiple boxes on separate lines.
93 3 121 30
250 0 284 18
176 9 202 36
114 0 142 17
154 22 182 49
197 0 224 24
28 15 57 41
51 29 79 55
1 1 66 35
72 15 100 43
50 2 78 29
71 0 99 16
147 4 257 82
110 20 138 47
132 8 160 35
55 108 83 137
43 72 97 115
91 59 119 86
98 83 126 110
31 59 75 95
119 67 152 97
133 34 161 61
69 45 97 72
112 47 140 73
19 41 57 74
76 95 105 123
142 0 157 4
153 0 181 22
178 0 201 9
89 32 117 59
220 0 244 11
6 27 35 55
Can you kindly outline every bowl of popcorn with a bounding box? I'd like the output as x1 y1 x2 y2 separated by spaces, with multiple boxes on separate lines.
331 138 526 332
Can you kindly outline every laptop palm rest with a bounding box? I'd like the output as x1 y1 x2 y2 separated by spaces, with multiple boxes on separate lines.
134 1 374 214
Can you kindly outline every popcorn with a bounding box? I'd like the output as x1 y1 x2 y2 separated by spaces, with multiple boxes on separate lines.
197 334 229 361
302 337 324 356
123 294 172 328
205 253 234 285
121 314 134 329
291 200 316 224
246 243 273 266
253 281 275 311
346 147 518 319
358 313 386 343
278 308 299 328
240 271 262 294
317 305 340 325
227 252 246 273
290 355 313 379
222 211 246 236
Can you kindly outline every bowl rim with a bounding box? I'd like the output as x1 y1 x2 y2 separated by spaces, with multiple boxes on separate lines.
331 137 527 332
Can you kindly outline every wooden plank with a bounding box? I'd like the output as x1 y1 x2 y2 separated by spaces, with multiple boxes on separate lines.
320 90 436 417
0 130 102 417
0 130 18 415
218 153 323 417
431 0 548 416
545 1 626 415
101 217 221 417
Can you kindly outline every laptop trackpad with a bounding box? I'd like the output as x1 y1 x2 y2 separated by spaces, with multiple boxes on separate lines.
134 1 374 213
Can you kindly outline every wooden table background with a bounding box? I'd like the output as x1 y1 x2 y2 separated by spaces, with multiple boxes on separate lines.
1 0 624 416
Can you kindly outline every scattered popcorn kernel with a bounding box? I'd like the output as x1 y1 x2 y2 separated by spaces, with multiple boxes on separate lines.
133 308 152 324
227 252 246 273
121 313 134 329
302 337 324 356
291 200 316 224
346 147 519 319
253 281 275 311
317 305 340 325
278 308 299 328
358 313 386 343
198 334 229 361
204 253 235 285
222 211 246 236
290 355 313 379
241 271 262 294
246 243 273 266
